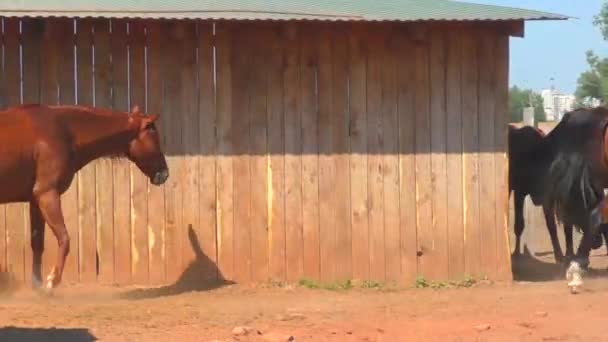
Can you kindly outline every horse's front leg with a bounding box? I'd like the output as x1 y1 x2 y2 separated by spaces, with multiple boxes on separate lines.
35 190 70 290
29 202 45 288
567 223 596 294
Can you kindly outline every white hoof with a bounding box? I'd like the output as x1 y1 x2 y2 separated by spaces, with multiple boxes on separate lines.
566 261 583 294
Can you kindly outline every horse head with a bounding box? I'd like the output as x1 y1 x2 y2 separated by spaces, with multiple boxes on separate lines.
126 105 169 186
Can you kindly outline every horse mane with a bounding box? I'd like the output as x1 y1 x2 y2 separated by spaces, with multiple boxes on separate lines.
543 107 608 231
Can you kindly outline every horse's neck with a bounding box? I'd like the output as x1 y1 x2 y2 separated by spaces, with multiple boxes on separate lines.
64 110 134 170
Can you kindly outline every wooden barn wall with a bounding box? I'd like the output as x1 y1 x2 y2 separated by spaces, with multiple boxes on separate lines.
0 18 512 286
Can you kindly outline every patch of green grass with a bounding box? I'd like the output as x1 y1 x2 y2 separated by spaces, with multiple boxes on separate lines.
360 280 384 289
298 279 383 291
414 275 478 289
298 278 321 289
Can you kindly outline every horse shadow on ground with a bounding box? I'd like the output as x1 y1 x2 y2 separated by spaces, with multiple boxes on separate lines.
0 327 97 342
512 245 608 282
119 225 234 300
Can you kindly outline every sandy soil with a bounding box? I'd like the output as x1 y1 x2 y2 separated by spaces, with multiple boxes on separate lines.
1 249 608 341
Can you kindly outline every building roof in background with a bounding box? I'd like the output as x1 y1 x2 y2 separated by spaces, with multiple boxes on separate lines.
0 0 569 22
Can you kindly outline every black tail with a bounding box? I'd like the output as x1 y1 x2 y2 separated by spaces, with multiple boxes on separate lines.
545 151 601 231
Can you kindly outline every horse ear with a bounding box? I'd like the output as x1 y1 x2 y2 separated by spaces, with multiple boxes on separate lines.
147 114 159 122
140 114 159 130
131 105 141 114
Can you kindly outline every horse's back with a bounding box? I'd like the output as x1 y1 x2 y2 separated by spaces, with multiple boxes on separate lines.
508 125 547 195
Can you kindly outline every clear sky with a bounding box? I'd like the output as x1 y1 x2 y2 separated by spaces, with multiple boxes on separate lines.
464 0 608 94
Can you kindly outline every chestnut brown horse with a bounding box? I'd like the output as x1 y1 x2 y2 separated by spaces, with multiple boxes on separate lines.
508 124 608 263
541 106 608 292
0 104 168 291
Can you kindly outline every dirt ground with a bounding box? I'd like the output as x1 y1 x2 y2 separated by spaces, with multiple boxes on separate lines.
2 247 608 341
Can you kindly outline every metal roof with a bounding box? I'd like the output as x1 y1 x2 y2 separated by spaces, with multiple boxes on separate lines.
0 0 568 22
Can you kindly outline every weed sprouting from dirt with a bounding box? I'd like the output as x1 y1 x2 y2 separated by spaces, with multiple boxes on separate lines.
298 279 377 291
298 279 354 291
414 275 479 290
296 275 480 292
415 276 429 288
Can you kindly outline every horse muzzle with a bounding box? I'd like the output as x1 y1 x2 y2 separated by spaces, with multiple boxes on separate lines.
151 168 169 185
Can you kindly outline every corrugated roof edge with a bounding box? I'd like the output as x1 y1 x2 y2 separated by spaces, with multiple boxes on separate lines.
0 10 570 22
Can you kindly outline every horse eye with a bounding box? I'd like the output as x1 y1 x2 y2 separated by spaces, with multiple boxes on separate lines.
146 123 156 132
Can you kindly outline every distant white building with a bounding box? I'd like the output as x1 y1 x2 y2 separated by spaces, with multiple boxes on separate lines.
541 87 576 121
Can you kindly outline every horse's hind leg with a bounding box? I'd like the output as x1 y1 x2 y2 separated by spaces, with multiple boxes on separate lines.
543 205 565 263
564 223 574 259
513 191 526 257
29 202 45 288
35 190 70 289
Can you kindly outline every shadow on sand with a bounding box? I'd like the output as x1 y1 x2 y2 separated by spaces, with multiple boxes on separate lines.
512 245 608 282
119 225 234 300
0 327 97 342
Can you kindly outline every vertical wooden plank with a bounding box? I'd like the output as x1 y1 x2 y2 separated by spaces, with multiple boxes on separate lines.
145 21 166 284
366 28 386 281
300 24 320 281
267 26 286 282
3 18 25 283
21 18 42 286
38 20 57 278
446 27 465 280
197 22 218 280
55 19 80 284
382 28 402 281
331 26 352 281
0 19 6 274
129 20 149 284
478 30 497 280
249 27 270 282
180 21 200 279
429 27 449 280
278 24 304 281
162 21 186 284
494 34 512 281
396 29 418 283
462 29 482 277
0 18 5 109
21 18 41 105
284 24 304 281
215 23 235 281
348 24 369 281
111 19 132 285
413 25 433 280
231 25 252 283
76 19 98 283
317 24 337 282
93 19 115 285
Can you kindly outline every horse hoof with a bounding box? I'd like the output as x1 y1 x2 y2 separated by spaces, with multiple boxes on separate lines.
31 277 42 289
569 285 580 294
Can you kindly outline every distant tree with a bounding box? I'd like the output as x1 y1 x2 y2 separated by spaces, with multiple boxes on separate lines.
593 1 608 41
509 86 546 123
575 51 608 104
574 3 608 104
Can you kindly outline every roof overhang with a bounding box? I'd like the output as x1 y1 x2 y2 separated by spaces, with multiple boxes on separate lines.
0 1 570 24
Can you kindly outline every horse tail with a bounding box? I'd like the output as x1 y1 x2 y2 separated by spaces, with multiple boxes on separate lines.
545 150 600 231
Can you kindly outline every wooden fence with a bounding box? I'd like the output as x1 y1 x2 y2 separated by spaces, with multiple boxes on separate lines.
0 18 512 286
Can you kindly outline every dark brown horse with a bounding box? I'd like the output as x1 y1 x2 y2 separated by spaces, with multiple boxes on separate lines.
509 124 608 264
0 104 168 291
508 124 574 262
541 106 608 292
